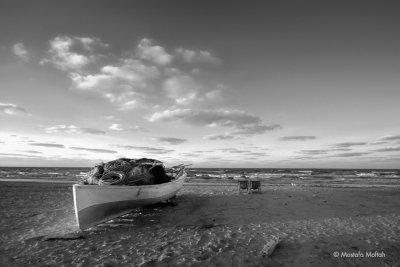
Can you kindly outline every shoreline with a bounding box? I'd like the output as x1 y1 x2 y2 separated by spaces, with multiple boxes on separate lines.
1 178 400 188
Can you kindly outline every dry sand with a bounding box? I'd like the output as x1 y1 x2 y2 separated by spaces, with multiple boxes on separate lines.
1 181 400 266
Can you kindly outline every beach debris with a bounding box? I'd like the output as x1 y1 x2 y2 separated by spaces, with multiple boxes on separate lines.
42 232 86 241
260 236 281 257
80 157 173 186
26 232 86 242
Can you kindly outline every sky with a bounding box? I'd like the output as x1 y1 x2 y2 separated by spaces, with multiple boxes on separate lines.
1 0 400 168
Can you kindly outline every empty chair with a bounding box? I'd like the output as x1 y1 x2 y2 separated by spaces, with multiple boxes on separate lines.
249 179 261 193
238 179 249 193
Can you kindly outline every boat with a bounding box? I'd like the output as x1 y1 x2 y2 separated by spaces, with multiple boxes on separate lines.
73 167 187 229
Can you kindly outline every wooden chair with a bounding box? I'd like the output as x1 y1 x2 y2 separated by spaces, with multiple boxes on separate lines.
238 179 249 193
249 179 261 193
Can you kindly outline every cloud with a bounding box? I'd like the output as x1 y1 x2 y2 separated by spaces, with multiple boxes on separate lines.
29 142 65 148
70 58 159 109
70 147 117 153
373 147 400 152
370 141 388 145
19 150 42 154
43 36 106 71
108 124 144 132
246 152 269 156
163 75 199 105
115 145 174 154
203 133 238 140
280 136 317 141
332 152 369 157
298 150 329 155
217 148 250 153
12 43 29 61
233 124 281 135
136 38 172 65
0 153 42 158
44 125 106 135
148 108 281 135
47 36 225 111
0 103 29 115
151 137 187 145
109 124 123 131
379 135 400 141
333 142 367 148
175 48 220 64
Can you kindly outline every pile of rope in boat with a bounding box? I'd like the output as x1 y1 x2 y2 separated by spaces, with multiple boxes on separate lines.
80 158 179 186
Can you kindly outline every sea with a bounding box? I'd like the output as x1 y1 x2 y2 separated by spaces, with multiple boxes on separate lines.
1 167 400 186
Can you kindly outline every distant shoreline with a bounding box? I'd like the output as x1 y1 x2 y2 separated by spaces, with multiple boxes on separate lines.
1 178 400 188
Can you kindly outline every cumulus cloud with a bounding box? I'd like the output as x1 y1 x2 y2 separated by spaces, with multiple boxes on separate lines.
175 48 220 64
151 137 187 145
148 108 280 136
280 136 317 141
109 124 123 131
70 147 117 153
333 142 367 148
0 103 29 115
71 58 159 109
44 125 105 135
45 35 225 111
163 75 199 105
43 36 108 71
12 43 29 61
136 38 172 65
29 142 65 148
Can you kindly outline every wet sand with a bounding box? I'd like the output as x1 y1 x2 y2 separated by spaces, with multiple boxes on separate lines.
1 181 400 266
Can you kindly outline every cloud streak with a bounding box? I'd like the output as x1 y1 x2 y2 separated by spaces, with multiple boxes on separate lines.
333 142 367 148
115 145 174 154
280 136 317 141
380 135 400 141
70 147 117 153
373 147 400 152
45 125 106 135
151 137 187 145
332 152 369 157
0 103 29 115
148 108 281 136
29 143 65 148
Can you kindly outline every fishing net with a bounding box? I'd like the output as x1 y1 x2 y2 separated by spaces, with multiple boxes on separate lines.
125 166 154 185
81 158 181 186
104 159 132 173
98 171 127 185
81 164 104 185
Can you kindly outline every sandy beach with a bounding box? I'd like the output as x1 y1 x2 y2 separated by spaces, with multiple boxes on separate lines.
1 181 400 267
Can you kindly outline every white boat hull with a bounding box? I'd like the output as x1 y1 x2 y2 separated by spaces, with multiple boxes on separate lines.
73 172 186 229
